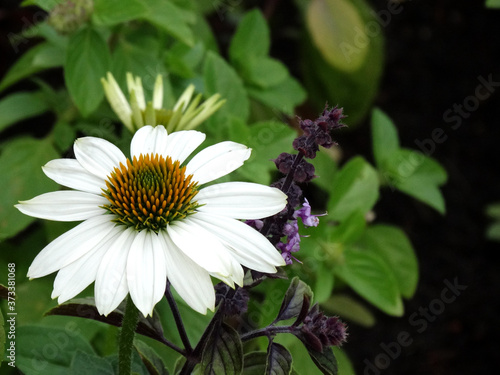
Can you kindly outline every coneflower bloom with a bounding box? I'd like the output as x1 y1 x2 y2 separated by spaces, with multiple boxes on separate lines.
16 125 287 317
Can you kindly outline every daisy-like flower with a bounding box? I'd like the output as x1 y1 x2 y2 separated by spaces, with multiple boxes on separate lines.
15 126 287 317
101 72 225 133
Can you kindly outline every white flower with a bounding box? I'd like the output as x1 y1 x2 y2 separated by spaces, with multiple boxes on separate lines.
101 72 225 133
16 126 287 317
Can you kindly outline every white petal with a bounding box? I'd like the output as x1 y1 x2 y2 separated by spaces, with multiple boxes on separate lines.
27 216 117 278
167 219 241 281
52 226 124 303
165 130 206 164
16 191 108 222
153 75 163 109
130 125 168 160
159 231 215 314
196 182 287 219
127 73 146 110
43 159 106 194
190 212 286 272
185 141 251 185
127 230 167 317
95 228 136 316
74 136 127 180
102 73 133 131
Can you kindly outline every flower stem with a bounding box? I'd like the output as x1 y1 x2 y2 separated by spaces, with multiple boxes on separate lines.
165 281 193 354
118 295 139 375
240 325 298 342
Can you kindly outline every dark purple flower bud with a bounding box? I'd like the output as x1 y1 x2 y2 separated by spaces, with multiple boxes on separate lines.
271 179 302 208
273 152 295 174
299 118 315 135
245 219 264 231
301 304 347 349
294 160 315 183
293 135 318 159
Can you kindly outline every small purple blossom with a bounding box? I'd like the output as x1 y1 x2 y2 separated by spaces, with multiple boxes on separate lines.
293 199 325 227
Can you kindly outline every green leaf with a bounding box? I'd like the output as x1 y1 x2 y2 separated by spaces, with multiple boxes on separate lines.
204 51 249 122
200 322 243 375
486 0 500 8
332 347 355 375
21 0 64 11
486 221 500 242
93 0 148 25
45 297 166 344
0 137 59 240
322 294 376 328
70 350 114 375
0 91 49 133
314 263 335 304
16 325 95 375
327 157 379 221
276 277 313 323
0 42 64 92
234 120 296 185
243 352 268 374
229 9 269 62
306 0 367 71
310 149 338 192
246 76 306 116
141 0 195 46
371 107 399 167
265 343 293 375
240 57 289 89
384 149 447 213
334 248 403 316
64 27 111 116
134 340 170 375
303 345 338 375
357 225 418 298
486 202 500 219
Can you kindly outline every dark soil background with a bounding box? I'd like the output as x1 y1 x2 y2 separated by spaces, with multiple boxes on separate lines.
1 1 499 374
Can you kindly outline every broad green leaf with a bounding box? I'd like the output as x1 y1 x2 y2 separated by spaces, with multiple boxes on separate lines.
0 137 59 240
70 350 114 375
266 343 293 375
275 277 313 323
0 42 64 92
21 0 63 11
134 340 170 375
0 91 49 133
384 149 447 213
235 120 296 185
240 57 289 89
327 211 367 245
229 9 269 62
93 0 148 25
486 0 500 8
204 51 249 122
246 76 306 116
332 348 355 375
357 225 418 298
64 27 111 116
371 107 400 167
301 0 384 125
307 0 367 71
200 322 243 375
16 325 95 375
310 149 338 192
334 248 403 316
322 294 375 328
141 0 195 46
303 345 338 375
314 263 335 304
327 157 379 221
45 297 166 344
